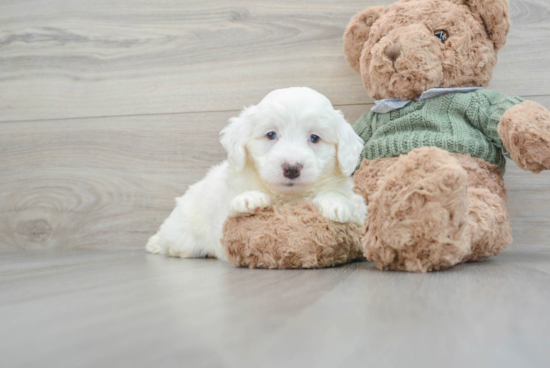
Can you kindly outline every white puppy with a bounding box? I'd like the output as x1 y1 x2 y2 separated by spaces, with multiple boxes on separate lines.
146 87 367 261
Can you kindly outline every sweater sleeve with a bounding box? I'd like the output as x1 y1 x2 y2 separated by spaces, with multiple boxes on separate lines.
466 90 524 156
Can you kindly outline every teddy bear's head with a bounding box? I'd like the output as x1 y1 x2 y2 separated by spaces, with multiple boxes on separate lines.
343 0 510 100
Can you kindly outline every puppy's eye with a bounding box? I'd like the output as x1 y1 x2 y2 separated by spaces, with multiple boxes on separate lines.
310 134 320 144
434 29 449 43
266 131 277 140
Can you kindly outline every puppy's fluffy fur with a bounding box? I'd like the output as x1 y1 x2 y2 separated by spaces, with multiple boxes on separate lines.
146 87 367 261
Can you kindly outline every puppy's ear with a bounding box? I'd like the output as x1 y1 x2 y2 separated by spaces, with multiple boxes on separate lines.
335 111 364 176
466 0 510 51
220 107 255 172
343 6 385 74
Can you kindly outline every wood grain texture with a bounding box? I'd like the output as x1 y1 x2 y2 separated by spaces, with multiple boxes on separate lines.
1 249 549 368
0 110 231 249
0 0 549 121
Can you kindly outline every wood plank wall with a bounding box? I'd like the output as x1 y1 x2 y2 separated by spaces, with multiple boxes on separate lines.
1 0 549 250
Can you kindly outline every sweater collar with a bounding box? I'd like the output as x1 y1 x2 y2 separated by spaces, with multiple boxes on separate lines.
371 87 484 114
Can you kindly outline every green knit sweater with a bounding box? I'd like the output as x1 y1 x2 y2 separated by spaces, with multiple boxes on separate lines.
352 89 524 173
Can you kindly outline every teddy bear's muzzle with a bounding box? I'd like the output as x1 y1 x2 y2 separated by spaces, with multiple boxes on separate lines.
364 23 445 100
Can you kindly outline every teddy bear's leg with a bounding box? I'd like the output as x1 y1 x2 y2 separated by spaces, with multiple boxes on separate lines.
352 155 399 206
453 154 513 261
465 188 512 261
222 202 365 269
361 147 471 272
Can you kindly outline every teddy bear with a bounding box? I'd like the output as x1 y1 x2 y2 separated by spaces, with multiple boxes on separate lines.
343 0 550 272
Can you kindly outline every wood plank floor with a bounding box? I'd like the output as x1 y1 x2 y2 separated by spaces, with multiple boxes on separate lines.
1 248 549 368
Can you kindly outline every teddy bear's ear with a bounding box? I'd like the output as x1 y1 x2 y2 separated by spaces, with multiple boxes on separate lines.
466 0 510 51
343 6 385 74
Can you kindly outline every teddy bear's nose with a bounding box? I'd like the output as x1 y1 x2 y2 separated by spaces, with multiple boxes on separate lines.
384 44 402 62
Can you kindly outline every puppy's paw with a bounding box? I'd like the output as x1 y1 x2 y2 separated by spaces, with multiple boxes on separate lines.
230 191 272 217
350 192 369 225
313 193 363 225
145 234 168 254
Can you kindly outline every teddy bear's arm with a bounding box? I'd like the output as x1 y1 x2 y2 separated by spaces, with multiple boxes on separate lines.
498 101 550 173
465 91 550 173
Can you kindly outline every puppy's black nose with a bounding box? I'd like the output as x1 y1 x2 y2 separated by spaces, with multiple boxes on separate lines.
282 163 302 179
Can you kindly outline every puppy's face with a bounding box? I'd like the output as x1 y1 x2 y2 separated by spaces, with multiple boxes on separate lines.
247 106 338 194
220 87 363 195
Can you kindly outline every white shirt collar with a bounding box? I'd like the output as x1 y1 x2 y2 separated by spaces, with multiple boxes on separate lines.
371 87 484 114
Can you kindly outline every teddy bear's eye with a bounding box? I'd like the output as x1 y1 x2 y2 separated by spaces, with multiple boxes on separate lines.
434 29 449 43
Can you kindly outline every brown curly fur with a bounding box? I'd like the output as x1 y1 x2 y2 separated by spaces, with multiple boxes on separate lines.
355 148 512 272
499 101 550 174
343 0 508 100
222 202 365 269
